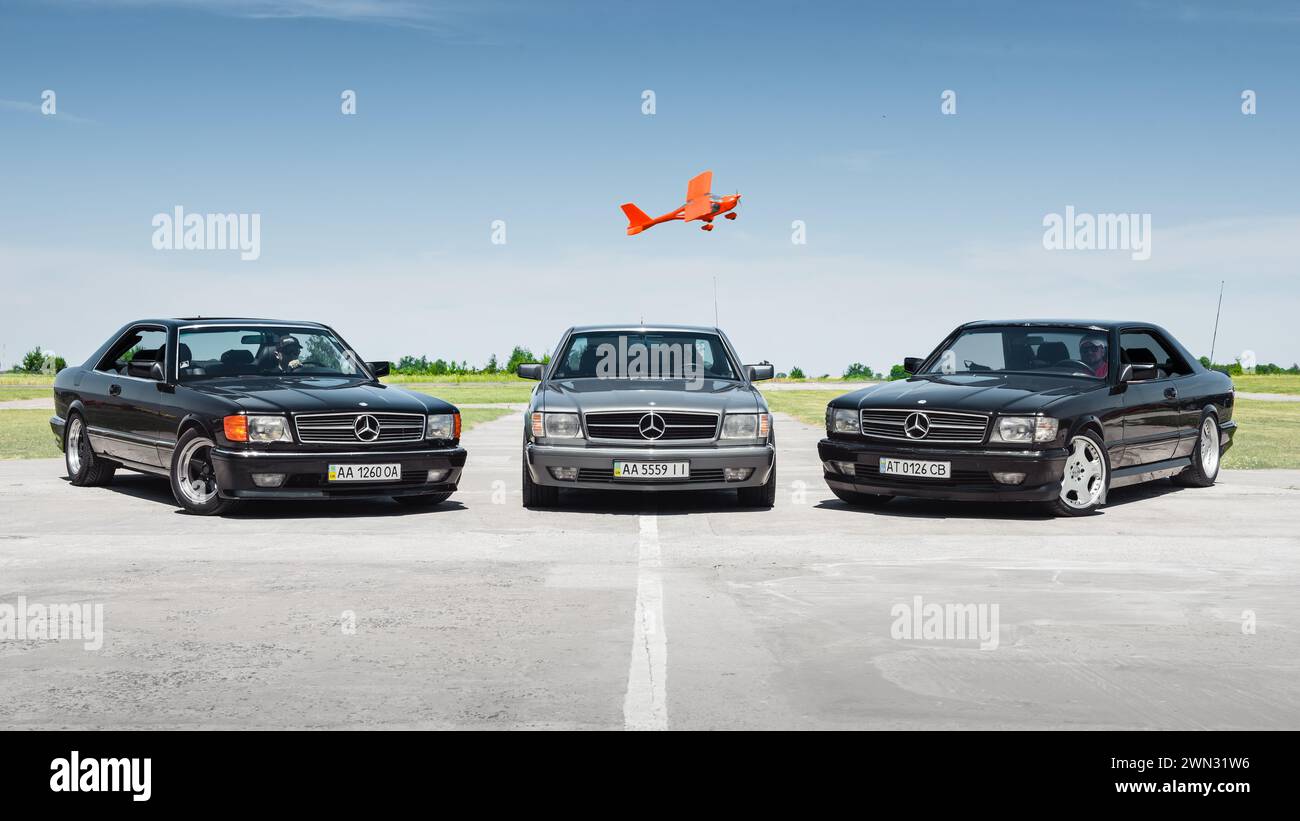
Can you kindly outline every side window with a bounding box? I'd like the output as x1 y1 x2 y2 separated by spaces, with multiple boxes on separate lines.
1120 331 1189 379
96 328 168 379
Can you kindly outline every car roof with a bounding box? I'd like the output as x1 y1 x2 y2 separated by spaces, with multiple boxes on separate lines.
566 323 722 334
960 319 1157 331
130 318 332 329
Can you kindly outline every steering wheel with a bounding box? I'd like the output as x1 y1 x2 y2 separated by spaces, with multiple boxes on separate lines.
1050 359 1090 371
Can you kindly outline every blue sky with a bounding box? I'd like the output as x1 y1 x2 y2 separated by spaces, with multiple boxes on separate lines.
1 0 1297 372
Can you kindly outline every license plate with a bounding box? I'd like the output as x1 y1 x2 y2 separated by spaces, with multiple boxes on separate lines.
879 457 950 479
613 461 689 479
328 463 402 482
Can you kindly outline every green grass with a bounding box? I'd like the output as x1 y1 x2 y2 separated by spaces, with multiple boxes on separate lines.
0 409 59 459
1232 374 1300 395
0 406 515 461
397 383 533 404
382 373 533 385
459 407 517 430
0 373 55 386
1221 400 1300 469
761 389 839 427
0 386 54 401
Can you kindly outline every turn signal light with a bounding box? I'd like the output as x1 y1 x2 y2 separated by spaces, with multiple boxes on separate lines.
454 412 462 440
223 415 249 442
531 412 544 437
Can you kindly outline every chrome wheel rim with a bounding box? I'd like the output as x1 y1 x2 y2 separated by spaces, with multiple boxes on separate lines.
1060 436 1105 510
1200 418 1220 475
176 437 218 506
66 417 84 475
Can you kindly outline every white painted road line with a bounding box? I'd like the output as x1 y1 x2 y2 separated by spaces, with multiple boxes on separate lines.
624 512 667 730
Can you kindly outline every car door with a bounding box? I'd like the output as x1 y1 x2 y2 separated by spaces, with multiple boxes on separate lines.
1116 330 1182 467
89 325 169 468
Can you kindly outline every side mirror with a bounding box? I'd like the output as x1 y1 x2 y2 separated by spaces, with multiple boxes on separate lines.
1118 363 1156 384
517 363 544 380
367 361 390 377
149 361 166 382
746 363 775 382
902 357 924 375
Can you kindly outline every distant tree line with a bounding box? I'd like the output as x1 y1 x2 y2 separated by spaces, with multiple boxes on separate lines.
394 346 550 376
1198 356 1299 376
8 346 66 374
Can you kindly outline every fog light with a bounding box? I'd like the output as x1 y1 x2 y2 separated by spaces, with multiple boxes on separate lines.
426 468 450 483
723 467 753 481
835 460 857 476
992 471 1027 485
549 466 578 481
251 473 285 488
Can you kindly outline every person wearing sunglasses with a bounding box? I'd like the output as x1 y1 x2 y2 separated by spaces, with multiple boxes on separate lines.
1079 334 1108 378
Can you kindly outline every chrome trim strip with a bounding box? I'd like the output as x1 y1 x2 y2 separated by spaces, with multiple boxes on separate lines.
87 426 171 446
212 447 463 458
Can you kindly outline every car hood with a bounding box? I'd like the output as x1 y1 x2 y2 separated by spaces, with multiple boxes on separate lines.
184 377 455 414
539 378 763 414
836 373 1104 414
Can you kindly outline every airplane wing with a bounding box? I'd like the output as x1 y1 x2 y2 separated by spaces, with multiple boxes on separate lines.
686 170 712 204
682 198 714 221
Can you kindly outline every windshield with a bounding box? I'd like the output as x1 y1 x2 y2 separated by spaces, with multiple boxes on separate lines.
922 327 1110 379
552 331 738 381
178 325 367 381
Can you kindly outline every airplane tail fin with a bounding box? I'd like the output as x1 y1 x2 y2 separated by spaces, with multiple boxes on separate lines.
621 203 653 235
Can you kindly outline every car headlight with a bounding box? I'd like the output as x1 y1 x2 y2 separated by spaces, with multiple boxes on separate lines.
829 407 860 434
991 415 1058 444
538 412 581 438
426 413 459 440
722 413 769 439
246 415 292 443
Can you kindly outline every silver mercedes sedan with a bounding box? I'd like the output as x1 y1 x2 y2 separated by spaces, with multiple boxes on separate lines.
517 324 776 508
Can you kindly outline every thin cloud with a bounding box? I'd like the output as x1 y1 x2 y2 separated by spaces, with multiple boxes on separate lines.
66 0 478 33
0 99 97 124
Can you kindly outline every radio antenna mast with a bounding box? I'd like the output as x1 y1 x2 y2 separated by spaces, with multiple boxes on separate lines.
713 276 719 327
1209 280 1225 365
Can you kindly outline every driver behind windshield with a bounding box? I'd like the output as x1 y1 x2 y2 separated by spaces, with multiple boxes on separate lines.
264 335 303 373
1080 334 1108 378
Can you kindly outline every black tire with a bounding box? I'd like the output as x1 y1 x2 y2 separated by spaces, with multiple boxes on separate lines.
393 492 453 508
169 428 239 516
521 437 559 508
737 463 777 508
64 412 117 487
1172 411 1221 488
1046 429 1110 517
830 486 892 507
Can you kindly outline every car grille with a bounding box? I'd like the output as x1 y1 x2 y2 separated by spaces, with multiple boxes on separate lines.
294 412 425 444
575 468 726 484
583 411 719 442
859 409 988 444
853 463 999 490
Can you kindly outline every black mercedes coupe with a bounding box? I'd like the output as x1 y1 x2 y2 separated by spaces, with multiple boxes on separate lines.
819 320 1236 516
50 318 466 515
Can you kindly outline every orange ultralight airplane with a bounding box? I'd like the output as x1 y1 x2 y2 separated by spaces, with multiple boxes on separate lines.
621 170 740 234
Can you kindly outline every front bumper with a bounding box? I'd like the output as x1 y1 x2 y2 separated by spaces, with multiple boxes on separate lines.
818 438 1067 502
526 441 774 491
210 446 466 500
